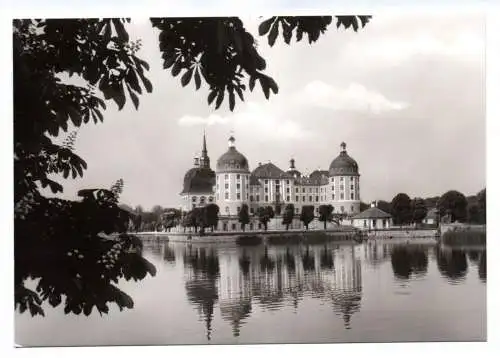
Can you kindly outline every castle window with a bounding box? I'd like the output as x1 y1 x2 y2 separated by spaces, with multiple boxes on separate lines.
309 188 312 193
250 208 254 214
350 193 354 200
295 208 299 214
250 195 253 202
237 193 241 200
275 180 279 184
286 180 290 185
237 183 241 189
265 187 268 193
265 195 269 202
200 196 206 205
350 184 354 190
225 206 229 213
309 196 312 202
341 206 345 212
302 188 305 193
225 174 229 180
237 207 240 213
332 194 335 200
225 183 229 189
315 196 319 202
302 196 305 201
315 188 318 193
351 205 354 212
287 196 290 202
341 193 344 200
296 195 299 202
296 188 299 193
225 192 229 200
340 185 344 191
331 186 334 191
192 196 197 202
256 195 260 201
265 179 268 184
286 188 290 193
331 177 334 183
237 174 240 180
232 223 236 230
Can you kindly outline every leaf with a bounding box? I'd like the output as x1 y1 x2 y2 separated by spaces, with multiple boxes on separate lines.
181 68 193 87
112 83 126 110
268 22 279 47
260 78 270 99
163 53 176 69
258 18 275 36
126 84 139 110
172 62 182 77
249 76 256 91
126 69 142 94
235 86 244 101
194 69 201 90
207 90 217 105
229 90 235 111
112 19 129 43
215 90 224 109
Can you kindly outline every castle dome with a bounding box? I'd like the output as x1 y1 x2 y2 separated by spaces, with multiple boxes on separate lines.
216 135 250 173
329 142 359 176
180 167 215 194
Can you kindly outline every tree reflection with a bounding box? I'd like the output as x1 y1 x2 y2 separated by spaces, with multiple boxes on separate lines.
478 252 486 282
302 246 315 272
320 246 334 270
436 247 468 283
260 246 276 272
285 248 296 273
239 250 251 276
390 246 429 280
163 243 176 263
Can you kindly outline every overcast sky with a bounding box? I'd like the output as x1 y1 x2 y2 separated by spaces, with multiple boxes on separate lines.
49 12 485 210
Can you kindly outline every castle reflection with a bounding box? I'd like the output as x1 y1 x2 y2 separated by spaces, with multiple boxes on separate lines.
177 242 363 339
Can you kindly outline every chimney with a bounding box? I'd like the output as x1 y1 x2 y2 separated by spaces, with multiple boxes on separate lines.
194 157 199 167
371 201 376 208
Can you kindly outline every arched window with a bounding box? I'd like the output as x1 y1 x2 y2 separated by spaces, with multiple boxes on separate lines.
225 206 229 214
208 196 213 202
200 196 206 205
192 196 197 202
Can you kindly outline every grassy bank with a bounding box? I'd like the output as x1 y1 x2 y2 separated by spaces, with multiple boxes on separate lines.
441 230 486 246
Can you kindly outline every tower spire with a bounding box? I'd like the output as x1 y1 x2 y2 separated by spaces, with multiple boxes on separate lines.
199 130 210 169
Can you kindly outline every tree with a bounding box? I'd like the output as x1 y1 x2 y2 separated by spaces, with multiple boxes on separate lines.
205 204 220 232
14 16 370 316
257 206 273 231
377 200 392 214
391 193 412 226
411 198 428 224
438 190 468 223
182 210 197 233
468 204 481 224
360 202 370 212
318 204 334 230
282 204 295 230
477 188 486 224
300 205 315 230
238 204 250 231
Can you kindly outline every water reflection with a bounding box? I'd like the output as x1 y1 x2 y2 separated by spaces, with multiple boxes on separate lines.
176 242 363 338
467 249 486 283
364 242 391 267
435 246 469 283
390 246 429 280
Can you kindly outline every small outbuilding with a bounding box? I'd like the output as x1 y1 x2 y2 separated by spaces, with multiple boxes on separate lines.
423 208 438 225
350 204 392 230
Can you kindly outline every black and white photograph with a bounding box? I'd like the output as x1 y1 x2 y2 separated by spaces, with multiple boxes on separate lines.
9 3 490 350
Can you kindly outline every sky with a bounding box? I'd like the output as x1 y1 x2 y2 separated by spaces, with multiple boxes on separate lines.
46 12 485 210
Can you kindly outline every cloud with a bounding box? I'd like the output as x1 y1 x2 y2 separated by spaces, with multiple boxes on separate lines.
177 101 313 140
298 80 409 114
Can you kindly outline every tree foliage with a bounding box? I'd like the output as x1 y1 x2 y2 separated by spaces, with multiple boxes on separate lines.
282 204 295 230
257 206 274 231
411 198 428 224
300 205 315 230
438 190 468 223
390 193 412 226
205 203 220 232
238 204 250 231
318 204 334 230
14 16 370 316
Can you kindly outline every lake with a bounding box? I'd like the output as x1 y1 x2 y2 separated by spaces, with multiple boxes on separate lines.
15 239 486 346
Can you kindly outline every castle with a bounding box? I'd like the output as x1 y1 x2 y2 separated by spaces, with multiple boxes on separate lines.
180 133 361 230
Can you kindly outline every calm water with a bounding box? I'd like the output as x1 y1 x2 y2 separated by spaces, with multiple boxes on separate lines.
15 240 486 346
